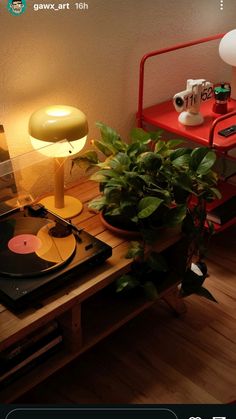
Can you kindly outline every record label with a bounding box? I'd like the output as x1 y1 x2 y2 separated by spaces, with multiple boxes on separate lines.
8 234 42 254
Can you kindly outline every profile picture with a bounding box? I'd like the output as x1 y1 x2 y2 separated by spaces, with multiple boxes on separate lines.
8 0 26 16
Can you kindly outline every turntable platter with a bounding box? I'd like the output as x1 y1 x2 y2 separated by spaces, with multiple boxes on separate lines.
0 217 76 277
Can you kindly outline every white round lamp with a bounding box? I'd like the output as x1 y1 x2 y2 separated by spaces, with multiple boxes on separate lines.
29 105 88 219
219 29 236 100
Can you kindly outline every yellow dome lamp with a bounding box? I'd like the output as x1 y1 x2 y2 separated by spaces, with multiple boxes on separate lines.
29 105 88 219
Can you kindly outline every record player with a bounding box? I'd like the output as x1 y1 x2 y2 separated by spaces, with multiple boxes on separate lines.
0 128 112 311
0 203 112 311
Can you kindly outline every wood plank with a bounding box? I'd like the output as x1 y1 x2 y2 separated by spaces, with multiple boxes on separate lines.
73 205 99 225
0 305 5 314
66 179 99 202
76 213 106 236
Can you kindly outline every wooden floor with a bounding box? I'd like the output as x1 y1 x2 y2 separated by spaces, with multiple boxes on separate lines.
17 226 236 404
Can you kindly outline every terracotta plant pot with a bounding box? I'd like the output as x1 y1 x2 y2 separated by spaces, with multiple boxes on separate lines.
99 212 141 239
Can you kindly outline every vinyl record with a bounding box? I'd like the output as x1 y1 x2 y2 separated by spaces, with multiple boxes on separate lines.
0 217 76 277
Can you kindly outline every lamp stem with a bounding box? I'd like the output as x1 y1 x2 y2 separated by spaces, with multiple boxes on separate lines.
54 157 65 209
231 66 236 100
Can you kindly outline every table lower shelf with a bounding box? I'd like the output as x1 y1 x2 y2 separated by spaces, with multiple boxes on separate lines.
0 278 185 403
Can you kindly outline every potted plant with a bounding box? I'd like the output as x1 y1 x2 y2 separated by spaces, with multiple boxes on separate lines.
73 122 220 301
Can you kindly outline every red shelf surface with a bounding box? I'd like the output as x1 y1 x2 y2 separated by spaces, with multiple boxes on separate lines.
142 98 236 151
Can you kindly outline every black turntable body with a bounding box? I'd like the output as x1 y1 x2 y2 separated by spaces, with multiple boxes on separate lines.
0 204 112 311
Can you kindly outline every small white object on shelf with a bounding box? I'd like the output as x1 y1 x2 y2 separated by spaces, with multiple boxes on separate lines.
173 79 213 126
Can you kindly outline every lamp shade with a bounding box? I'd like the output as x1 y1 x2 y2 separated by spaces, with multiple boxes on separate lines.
29 105 88 158
219 29 236 65
219 29 236 100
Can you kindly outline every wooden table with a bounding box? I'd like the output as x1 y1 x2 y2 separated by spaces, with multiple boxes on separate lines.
0 179 186 402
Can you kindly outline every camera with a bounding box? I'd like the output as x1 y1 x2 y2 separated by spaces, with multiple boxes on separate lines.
173 79 213 126
173 90 190 112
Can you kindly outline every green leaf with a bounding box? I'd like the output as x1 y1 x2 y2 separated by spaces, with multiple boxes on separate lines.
88 196 106 211
104 187 122 203
190 148 216 174
116 274 139 292
96 121 120 144
163 205 187 227
154 140 167 153
138 174 156 186
73 151 98 169
120 203 137 219
200 170 218 185
143 281 159 300
147 252 168 272
105 207 122 216
90 172 108 183
94 169 119 179
130 128 151 144
166 139 184 149
80 150 98 163
109 153 131 173
173 185 190 204
170 147 192 160
197 151 216 175
124 171 144 189
206 219 215 235
171 154 191 168
126 241 144 259
103 177 127 189
95 122 127 153
209 187 222 200
131 215 139 223
138 196 163 219
190 147 208 170
137 152 162 171
93 140 113 156
127 142 147 158
174 173 193 193
148 130 163 142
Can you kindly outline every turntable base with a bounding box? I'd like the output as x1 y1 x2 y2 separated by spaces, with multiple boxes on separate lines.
0 179 186 403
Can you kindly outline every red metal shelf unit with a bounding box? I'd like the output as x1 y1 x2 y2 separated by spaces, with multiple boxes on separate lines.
137 33 236 231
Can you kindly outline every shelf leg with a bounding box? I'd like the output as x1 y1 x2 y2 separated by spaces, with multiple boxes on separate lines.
162 285 187 316
59 304 82 352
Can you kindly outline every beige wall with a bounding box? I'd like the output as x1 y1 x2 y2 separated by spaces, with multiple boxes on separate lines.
0 0 236 198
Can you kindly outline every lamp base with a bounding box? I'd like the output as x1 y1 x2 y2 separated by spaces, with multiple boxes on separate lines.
39 195 83 219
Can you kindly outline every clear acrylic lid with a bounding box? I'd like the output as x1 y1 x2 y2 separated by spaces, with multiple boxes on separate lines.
0 136 75 216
